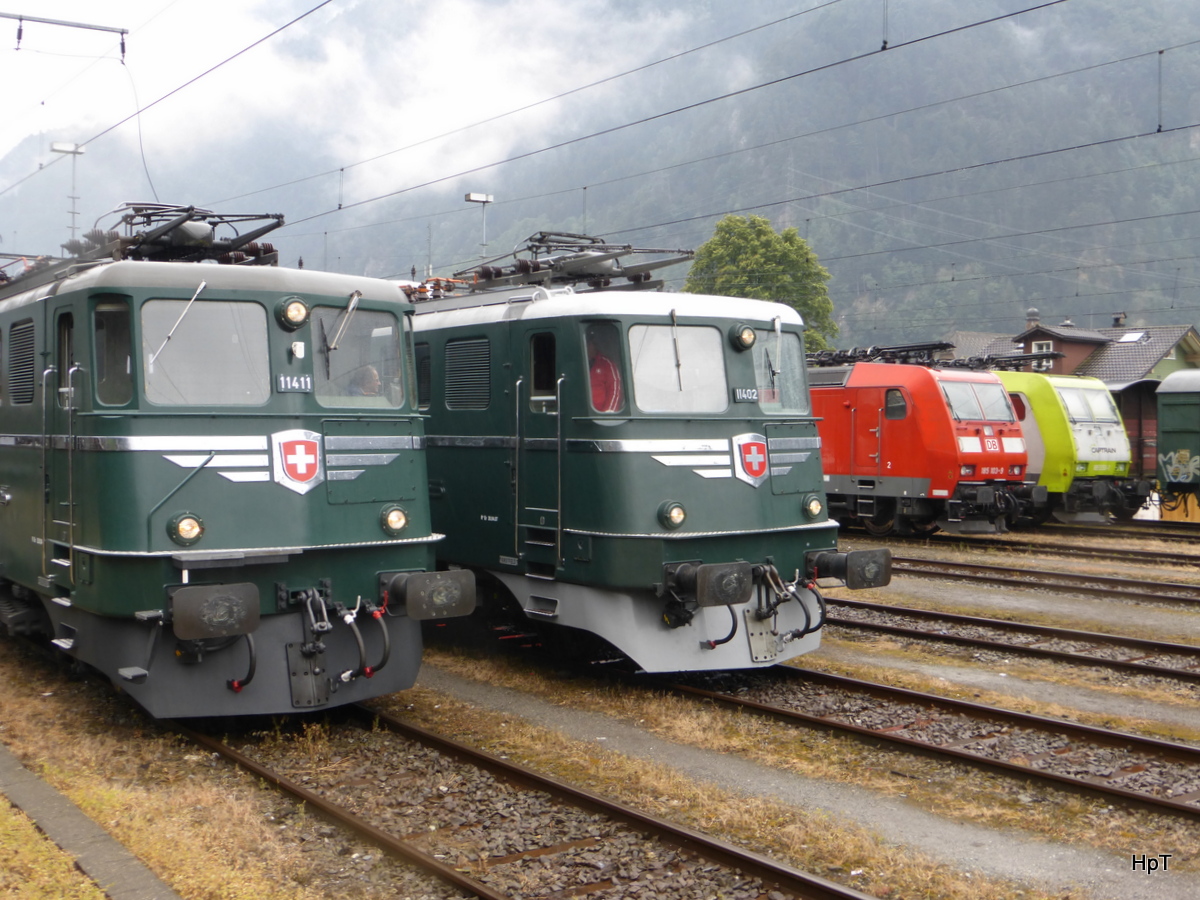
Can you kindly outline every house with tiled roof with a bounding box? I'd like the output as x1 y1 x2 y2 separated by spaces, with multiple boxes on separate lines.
1009 309 1200 481
938 330 1014 362
1010 310 1200 383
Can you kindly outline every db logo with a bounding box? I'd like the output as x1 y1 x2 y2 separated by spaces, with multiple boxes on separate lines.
984 438 1000 452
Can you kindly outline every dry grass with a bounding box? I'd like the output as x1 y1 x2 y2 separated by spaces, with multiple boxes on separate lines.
0 800 106 900
3 616 1196 900
418 645 1200 872
374 681 1062 900
0 637 390 900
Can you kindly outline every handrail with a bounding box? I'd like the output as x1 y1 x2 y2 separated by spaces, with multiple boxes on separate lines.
39 365 55 577
555 375 566 569
512 376 523 561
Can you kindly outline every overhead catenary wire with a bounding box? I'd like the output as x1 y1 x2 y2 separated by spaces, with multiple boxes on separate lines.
0 0 337 200
8 0 1194 339
313 39 1200 293
294 36 1198 242
208 0 850 206
281 1 1071 228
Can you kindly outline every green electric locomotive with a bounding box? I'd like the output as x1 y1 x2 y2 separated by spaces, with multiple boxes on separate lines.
408 233 890 673
0 204 473 718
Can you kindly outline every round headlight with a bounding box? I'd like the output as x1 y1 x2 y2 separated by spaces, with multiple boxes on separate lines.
729 324 756 350
802 494 824 519
169 513 204 545
658 500 686 529
276 296 309 330
381 505 408 535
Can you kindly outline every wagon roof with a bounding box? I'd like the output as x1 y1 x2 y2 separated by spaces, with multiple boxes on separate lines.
1157 368 1200 393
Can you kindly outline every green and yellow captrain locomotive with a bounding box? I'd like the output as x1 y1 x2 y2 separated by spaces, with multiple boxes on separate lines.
0 204 473 717
997 370 1149 523
407 232 890 673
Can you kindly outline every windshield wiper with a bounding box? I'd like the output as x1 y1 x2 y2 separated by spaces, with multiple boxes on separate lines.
670 308 683 390
319 318 332 379
149 281 206 366
771 316 782 387
319 290 362 379
328 290 361 350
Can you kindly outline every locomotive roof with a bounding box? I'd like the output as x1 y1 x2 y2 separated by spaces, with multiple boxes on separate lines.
0 259 411 311
996 370 1109 389
807 360 1005 388
409 286 805 329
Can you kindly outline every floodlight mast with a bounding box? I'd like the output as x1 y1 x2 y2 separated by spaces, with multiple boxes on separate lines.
465 192 493 259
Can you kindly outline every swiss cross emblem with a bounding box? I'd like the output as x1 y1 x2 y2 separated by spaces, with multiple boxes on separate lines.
733 433 769 487
272 429 324 495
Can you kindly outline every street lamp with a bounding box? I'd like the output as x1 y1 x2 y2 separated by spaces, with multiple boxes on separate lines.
465 192 493 258
50 141 85 243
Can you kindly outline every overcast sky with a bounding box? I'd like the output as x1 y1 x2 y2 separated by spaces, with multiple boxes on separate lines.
7 0 1200 336
0 0 704 255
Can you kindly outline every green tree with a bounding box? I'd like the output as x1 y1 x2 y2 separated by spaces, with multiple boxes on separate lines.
683 215 837 350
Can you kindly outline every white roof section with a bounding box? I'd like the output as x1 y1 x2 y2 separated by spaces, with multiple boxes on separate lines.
0 260 411 314
1156 369 1200 393
410 286 805 330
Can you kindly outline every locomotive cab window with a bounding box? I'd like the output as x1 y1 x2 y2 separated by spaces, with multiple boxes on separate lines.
312 306 405 409
1085 389 1121 423
884 388 907 420
629 322 726 413
941 380 1015 423
752 328 808 414
1057 387 1120 424
56 313 74 409
530 332 557 413
94 300 133 406
1010 393 1028 421
142 299 270 406
586 323 624 413
414 342 431 410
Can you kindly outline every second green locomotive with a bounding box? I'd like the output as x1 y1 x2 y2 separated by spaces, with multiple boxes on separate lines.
409 233 890 672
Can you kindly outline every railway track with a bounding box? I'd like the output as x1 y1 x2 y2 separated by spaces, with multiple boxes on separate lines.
665 668 1200 820
888 555 1200 606
823 595 1200 683
1041 520 1200 543
880 533 1200 567
178 706 874 900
